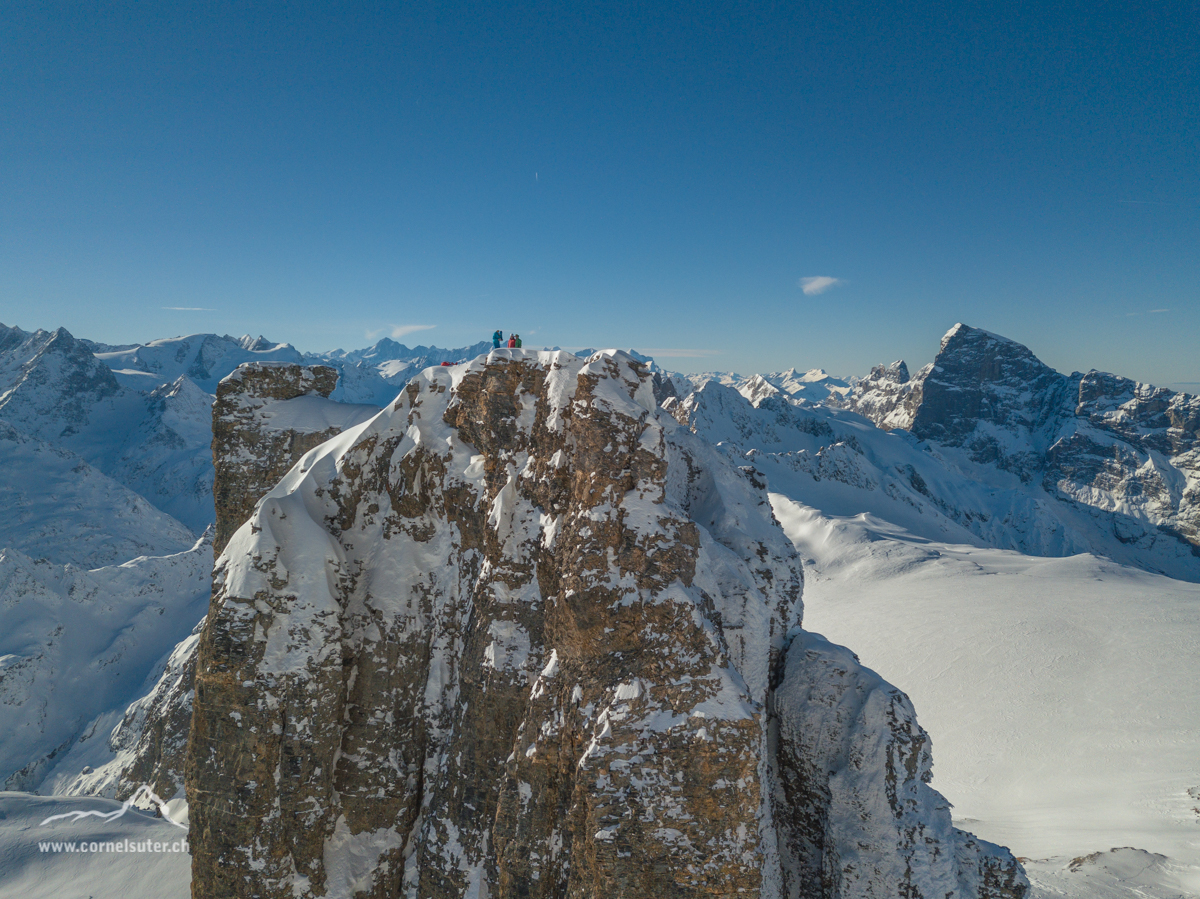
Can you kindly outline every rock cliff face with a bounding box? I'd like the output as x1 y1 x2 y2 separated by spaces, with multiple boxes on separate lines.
211 363 379 554
836 360 916 431
186 348 1025 898
841 324 1200 565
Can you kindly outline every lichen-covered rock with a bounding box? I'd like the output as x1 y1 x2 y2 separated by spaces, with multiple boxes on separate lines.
186 348 1025 898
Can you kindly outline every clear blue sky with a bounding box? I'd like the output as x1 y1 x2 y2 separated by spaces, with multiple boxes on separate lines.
2 1 1197 386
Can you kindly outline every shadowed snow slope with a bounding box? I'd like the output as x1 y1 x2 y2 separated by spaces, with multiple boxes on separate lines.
0 535 211 793
0 792 191 899
0 420 196 568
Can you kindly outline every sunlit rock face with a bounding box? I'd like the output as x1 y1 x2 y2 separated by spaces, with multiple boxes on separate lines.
185 348 1026 898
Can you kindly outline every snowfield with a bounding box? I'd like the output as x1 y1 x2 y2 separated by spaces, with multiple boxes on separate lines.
772 494 1200 897
0 792 191 899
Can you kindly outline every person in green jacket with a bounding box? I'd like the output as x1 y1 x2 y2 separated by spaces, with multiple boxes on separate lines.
514 334 522 348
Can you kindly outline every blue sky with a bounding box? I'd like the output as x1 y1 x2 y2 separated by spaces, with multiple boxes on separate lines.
2 1 1197 385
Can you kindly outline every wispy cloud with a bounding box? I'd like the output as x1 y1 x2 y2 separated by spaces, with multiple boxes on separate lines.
162 306 215 311
391 324 435 339
365 324 437 341
799 276 843 296
1126 308 1171 317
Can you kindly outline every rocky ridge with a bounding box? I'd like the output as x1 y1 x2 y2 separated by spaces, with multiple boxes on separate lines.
0 323 219 533
185 348 1025 898
838 324 1200 566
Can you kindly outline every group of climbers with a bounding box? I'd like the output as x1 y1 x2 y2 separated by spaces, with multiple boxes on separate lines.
492 329 522 349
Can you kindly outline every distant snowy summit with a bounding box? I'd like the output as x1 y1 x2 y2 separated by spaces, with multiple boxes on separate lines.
675 366 854 406
0 324 500 538
840 322 1200 564
82 329 492 403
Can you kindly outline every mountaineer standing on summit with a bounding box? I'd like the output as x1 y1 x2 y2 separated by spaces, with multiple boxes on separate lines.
492 330 503 348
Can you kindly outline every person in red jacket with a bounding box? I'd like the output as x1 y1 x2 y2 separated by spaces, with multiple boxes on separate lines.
507 334 516 348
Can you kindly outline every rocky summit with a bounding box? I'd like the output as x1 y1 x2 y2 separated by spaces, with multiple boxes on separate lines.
840 323 1200 573
185 348 1026 898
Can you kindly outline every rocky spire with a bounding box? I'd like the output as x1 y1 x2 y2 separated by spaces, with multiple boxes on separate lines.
186 349 1026 898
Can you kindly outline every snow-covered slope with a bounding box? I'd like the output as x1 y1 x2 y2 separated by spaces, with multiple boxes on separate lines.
682 367 854 406
771 495 1200 897
0 420 196 568
92 330 493 406
0 324 218 533
832 323 1200 569
95 333 304 394
0 792 191 899
668 378 1200 580
1 326 496 533
0 535 211 792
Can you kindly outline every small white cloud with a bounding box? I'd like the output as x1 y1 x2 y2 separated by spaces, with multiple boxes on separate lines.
162 306 215 311
799 276 842 296
1149 308 1170 314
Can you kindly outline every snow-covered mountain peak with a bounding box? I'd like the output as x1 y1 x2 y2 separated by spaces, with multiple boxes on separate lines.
96 333 305 393
0 324 124 440
939 321 1023 352
233 334 282 352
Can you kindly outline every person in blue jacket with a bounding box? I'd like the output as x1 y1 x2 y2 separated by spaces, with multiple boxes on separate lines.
492 329 503 348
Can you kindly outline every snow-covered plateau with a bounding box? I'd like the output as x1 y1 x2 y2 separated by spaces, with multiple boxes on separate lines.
0 321 1196 898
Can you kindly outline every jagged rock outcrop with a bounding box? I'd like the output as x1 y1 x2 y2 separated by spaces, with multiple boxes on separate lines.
186 348 1025 898
98 622 203 803
841 324 1200 567
773 633 1029 899
211 362 379 554
904 326 1070 480
832 360 915 429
